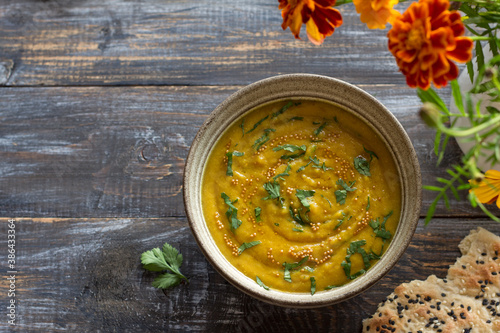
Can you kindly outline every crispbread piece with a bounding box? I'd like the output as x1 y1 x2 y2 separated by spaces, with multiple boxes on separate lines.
362 227 500 333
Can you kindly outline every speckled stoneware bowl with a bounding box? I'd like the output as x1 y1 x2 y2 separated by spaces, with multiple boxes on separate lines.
184 74 421 308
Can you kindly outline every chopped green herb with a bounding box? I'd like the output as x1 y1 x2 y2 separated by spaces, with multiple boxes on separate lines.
256 276 270 290
369 211 393 240
226 151 244 176
239 119 245 135
246 115 269 134
221 192 242 232
363 146 379 161
325 285 338 290
289 116 304 121
321 195 332 208
312 162 333 171
283 256 309 282
313 122 328 136
335 190 347 205
263 181 284 207
274 223 280 226
273 164 291 181
354 156 371 176
366 196 370 211
255 207 262 222
289 205 307 225
252 128 275 151
341 240 374 280
271 101 297 118
337 178 357 192
296 189 315 209
141 242 188 289
333 116 338 123
334 212 347 230
310 277 316 295
273 144 307 159
292 228 303 232
238 241 262 255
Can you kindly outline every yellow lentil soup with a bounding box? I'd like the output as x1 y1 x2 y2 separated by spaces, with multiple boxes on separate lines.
201 99 401 294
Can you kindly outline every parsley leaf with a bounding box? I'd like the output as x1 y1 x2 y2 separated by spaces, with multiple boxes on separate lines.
226 151 244 176
335 189 347 205
238 241 262 255
221 192 242 232
283 256 309 282
263 181 285 207
141 242 188 289
354 156 371 176
256 276 270 290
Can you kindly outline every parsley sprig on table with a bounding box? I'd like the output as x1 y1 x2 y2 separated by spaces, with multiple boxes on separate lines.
141 242 188 289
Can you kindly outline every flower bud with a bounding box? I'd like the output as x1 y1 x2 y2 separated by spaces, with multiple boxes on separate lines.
419 102 441 128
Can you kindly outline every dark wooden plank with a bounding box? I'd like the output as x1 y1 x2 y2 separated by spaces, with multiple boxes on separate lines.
0 0 413 86
3 217 500 332
1 85 494 219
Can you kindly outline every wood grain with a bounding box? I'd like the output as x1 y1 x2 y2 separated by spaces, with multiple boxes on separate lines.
2 217 500 332
0 0 412 87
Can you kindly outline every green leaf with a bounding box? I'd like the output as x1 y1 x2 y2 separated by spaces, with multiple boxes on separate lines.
336 179 357 192
246 115 269 134
296 189 315 208
263 181 281 200
256 276 270 290
354 156 371 176
252 128 275 151
274 144 307 159
366 196 370 211
221 192 242 232
310 277 316 295
313 122 328 136
151 273 182 289
238 241 262 255
273 164 291 181
417 87 449 115
283 256 309 282
451 80 465 116
255 207 262 222
272 101 297 118
292 228 304 232
363 146 379 161
162 243 183 271
226 151 244 176
335 189 347 205
141 248 170 272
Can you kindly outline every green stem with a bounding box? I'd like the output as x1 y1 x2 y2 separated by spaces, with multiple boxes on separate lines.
437 114 500 137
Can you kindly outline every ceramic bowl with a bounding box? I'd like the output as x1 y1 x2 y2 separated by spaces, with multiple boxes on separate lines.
184 74 421 308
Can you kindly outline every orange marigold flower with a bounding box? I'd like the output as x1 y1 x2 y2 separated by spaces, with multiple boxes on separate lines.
387 0 473 90
278 0 343 45
470 170 500 209
353 0 400 30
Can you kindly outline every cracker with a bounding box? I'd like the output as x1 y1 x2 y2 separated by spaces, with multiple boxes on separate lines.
362 227 500 333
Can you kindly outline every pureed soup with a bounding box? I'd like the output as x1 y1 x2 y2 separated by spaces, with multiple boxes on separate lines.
201 99 401 294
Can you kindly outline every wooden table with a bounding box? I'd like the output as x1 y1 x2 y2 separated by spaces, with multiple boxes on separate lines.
1 1 499 332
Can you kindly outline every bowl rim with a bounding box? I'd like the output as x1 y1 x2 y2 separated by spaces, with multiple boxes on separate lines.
183 73 422 308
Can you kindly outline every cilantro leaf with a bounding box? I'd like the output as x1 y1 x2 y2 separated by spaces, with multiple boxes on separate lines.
283 256 309 282
226 151 244 176
273 164 291 181
252 128 275 151
336 178 357 192
310 277 316 295
354 156 371 176
255 207 262 222
238 241 262 255
363 146 379 161
152 273 182 289
313 121 328 136
256 276 270 290
141 242 188 289
221 192 242 232
263 181 280 200
296 189 315 209
271 101 297 118
246 115 269 134
370 211 393 240
335 189 347 205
